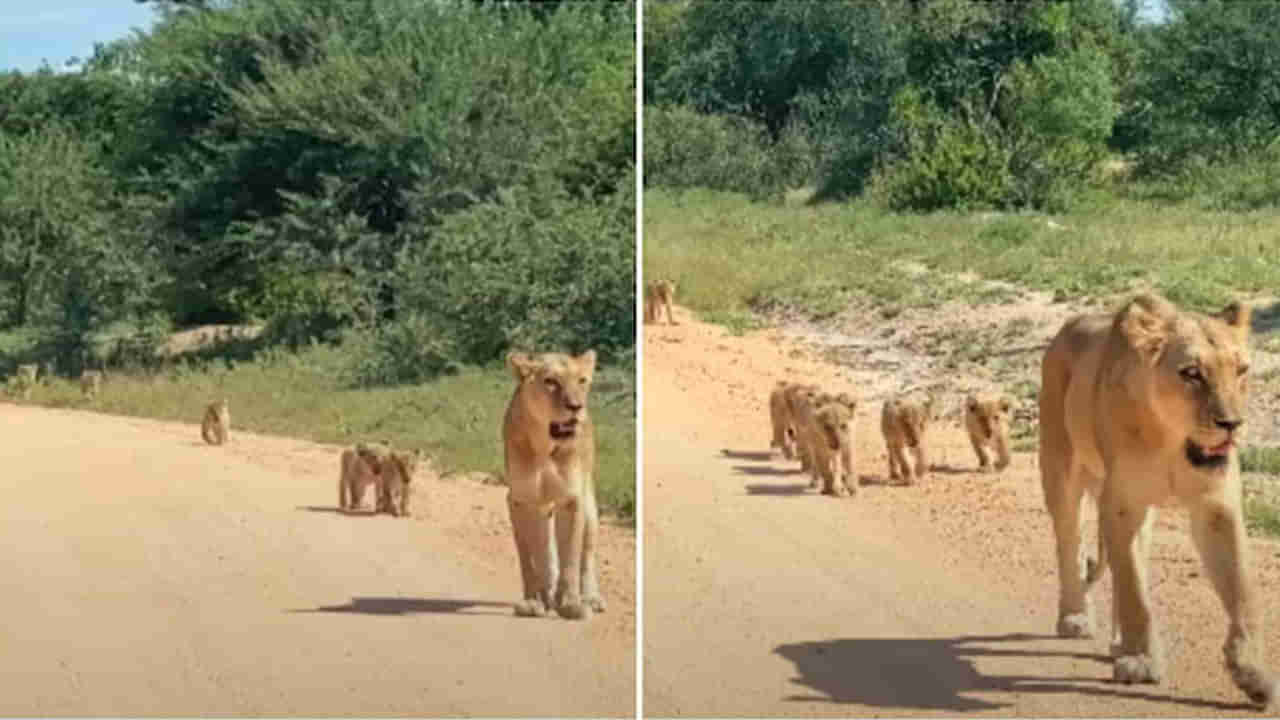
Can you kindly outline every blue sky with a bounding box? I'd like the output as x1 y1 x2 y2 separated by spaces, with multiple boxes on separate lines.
0 3 158 73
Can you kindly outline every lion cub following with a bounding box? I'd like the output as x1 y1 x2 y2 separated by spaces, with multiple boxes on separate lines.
503 349 605 620
880 393 936 485
200 399 231 446
812 393 858 496
338 441 421 517
80 370 103 400
784 383 822 475
1041 293 1276 706
644 279 677 325
769 381 798 460
964 393 1012 472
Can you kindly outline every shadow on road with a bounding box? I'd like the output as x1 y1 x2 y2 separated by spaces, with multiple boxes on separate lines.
294 505 387 517
745 482 810 496
734 464 800 477
292 597 514 616
721 449 776 461
775 633 1251 712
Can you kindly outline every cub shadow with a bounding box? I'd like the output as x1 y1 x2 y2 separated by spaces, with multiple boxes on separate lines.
745 482 810 496
733 464 800 477
929 463 977 476
721 449 776 461
292 596 513 616
775 633 1250 712
296 505 381 517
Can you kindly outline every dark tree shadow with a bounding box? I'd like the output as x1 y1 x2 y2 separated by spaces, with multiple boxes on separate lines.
745 482 811 496
721 449 776 461
292 597 514 616
775 633 1251 712
733 464 800 477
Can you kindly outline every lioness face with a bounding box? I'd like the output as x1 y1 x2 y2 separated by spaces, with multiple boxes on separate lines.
966 395 1011 440
508 350 597 441
1160 312 1250 468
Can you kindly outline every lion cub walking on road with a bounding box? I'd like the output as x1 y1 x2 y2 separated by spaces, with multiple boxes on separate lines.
201 399 231 446
644 279 677 325
503 349 605 620
338 441 421 517
812 393 858 497
769 380 798 459
880 393 936 485
964 393 1013 472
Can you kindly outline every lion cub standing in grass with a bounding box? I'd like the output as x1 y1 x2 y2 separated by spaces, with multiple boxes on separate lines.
964 393 1013 472
338 441 421 517
503 349 604 620
10 363 37 399
80 370 103 400
644 279 677 325
880 392 936 485
201 399 231 446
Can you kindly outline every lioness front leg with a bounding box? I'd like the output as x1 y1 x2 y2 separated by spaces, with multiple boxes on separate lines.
509 496 553 617
581 490 605 613
553 497 589 620
1107 495 1163 684
1190 497 1278 707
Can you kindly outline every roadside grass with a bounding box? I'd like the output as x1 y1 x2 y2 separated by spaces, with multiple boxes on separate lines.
645 187 1280 323
6 342 636 523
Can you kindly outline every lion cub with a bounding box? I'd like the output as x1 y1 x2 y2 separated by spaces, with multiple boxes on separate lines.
964 393 1013 472
201 399 231 446
784 383 822 474
11 363 37 399
644 279 677 325
880 393 936 485
769 380 798 459
812 393 858 496
503 349 604 620
80 370 103 400
338 441 421 517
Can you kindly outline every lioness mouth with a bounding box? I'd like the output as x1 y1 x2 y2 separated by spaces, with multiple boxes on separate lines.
1186 438 1232 469
549 420 578 439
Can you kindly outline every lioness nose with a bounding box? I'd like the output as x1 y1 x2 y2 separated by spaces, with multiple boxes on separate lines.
565 400 583 412
1215 418 1244 432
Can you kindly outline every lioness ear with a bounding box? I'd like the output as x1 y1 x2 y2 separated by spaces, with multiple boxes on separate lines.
1118 293 1176 363
507 352 537 382
575 349 597 375
1217 300 1252 341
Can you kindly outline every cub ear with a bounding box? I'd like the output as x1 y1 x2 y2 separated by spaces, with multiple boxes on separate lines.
999 396 1012 413
507 352 537 382
1118 293 1177 363
1217 300 1252 341
575 349 597 375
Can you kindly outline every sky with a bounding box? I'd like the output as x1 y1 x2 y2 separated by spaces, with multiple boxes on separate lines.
0 2 158 73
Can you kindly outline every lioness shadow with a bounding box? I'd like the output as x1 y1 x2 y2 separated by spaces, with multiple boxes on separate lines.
745 482 810 496
293 597 513 616
775 633 1249 712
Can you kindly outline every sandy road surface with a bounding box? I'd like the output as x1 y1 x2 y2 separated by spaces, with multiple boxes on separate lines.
0 404 633 717
643 307 1280 717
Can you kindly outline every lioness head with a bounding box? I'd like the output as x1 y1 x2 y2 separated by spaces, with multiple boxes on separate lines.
507 350 597 441
966 393 1012 440
1116 293 1251 469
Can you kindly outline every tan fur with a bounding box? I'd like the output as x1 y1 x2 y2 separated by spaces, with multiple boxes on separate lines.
769 381 798 459
339 441 421 517
201 399 231 446
880 392 936 485
786 384 823 481
812 394 858 497
644 279 677 325
11 363 37 399
503 349 604 620
964 393 1013 472
1040 292 1275 705
80 370 102 400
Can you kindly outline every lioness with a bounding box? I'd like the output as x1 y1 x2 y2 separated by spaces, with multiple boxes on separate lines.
201 399 231 446
80 370 102 400
1040 292 1275 705
880 393 935 485
503 349 604 620
813 395 858 496
964 393 1012 472
769 380 797 460
644 279 677 326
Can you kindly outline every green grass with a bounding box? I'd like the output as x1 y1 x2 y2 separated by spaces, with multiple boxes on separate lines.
8 343 636 523
1241 447 1280 476
645 187 1280 323
1246 496 1280 538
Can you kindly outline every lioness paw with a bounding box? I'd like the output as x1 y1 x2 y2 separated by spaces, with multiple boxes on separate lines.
1114 654 1162 684
1056 613 1094 639
1228 661 1278 708
556 599 591 621
586 594 606 613
514 598 548 618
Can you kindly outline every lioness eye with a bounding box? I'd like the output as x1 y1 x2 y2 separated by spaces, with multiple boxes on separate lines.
1180 367 1203 383
1239 364 1250 377
579 376 588 385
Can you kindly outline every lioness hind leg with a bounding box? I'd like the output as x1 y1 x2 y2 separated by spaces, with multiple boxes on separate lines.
509 496 552 617
1189 498 1278 707
553 498 589 620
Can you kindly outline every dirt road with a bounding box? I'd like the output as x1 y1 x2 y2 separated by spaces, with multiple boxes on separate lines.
643 306 1280 717
0 404 633 717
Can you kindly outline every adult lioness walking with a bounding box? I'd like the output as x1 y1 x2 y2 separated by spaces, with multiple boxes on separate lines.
1040 292 1275 706
503 349 605 620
